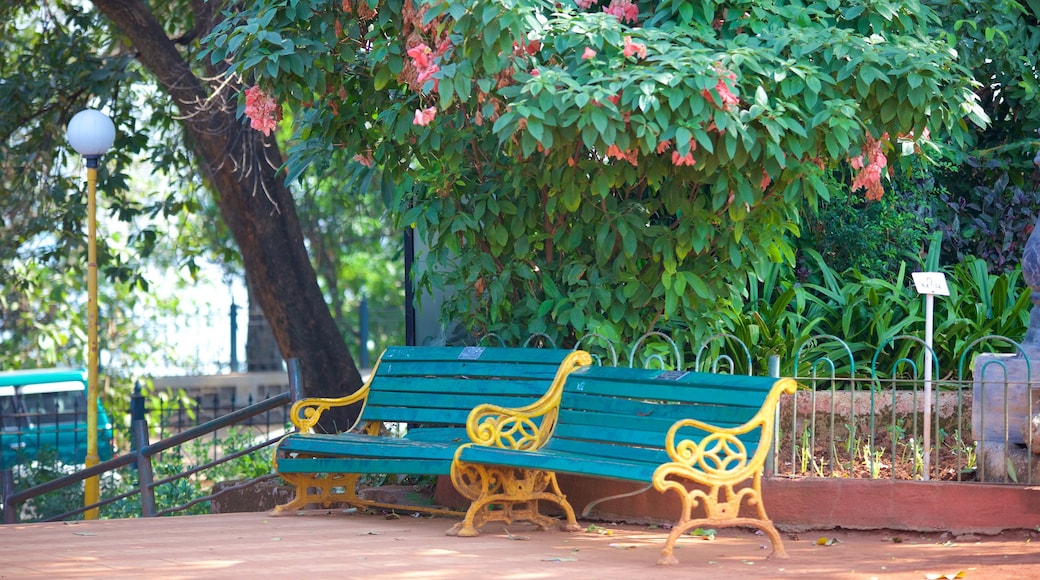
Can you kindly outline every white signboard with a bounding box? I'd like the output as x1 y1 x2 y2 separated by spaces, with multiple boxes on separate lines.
911 272 950 296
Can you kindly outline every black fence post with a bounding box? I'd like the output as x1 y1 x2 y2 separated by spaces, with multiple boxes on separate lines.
133 419 157 517
287 358 303 403
286 358 303 431
1 468 14 524
130 382 145 456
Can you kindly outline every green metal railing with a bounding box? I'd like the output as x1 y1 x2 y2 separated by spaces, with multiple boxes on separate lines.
1 360 303 524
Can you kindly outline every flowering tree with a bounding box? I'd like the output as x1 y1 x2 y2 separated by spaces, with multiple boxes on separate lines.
207 0 985 346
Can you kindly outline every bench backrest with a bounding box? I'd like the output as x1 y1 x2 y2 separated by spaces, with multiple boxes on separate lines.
544 365 781 480
359 346 576 429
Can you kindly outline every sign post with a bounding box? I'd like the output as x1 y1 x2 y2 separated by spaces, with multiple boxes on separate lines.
911 272 949 481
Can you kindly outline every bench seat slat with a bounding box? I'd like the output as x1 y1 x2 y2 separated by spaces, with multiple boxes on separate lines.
567 376 772 407
374 362 566 381
569 365 777 392
364 392 550 413
356 407 470 425
549 421 761 451
279 457 453 476
279 435 462 459
379 347 572 365
457 445 661 482
367 377 560 397
553 406 750 441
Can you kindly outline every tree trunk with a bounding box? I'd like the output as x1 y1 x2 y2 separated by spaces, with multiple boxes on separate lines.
91 0 362 432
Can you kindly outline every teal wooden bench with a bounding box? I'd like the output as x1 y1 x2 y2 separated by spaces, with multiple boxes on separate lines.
272 346 591 515
447 364 797 565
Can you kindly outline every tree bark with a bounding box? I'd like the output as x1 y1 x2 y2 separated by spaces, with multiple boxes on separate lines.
91 0 362 432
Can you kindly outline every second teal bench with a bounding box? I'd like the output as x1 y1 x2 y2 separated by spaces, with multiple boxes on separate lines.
447 364 797 565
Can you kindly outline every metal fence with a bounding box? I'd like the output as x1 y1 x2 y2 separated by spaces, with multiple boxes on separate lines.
3 331 1036 525
493 330 1035 486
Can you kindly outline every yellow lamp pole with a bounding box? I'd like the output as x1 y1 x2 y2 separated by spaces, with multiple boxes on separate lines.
67 109 115 520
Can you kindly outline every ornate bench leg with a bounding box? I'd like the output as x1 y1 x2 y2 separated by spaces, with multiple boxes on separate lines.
447 462 580 536
656 482 788 564
271 472 363 514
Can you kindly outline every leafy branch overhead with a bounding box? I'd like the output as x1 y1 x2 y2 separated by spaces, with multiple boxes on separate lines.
204 0 987 346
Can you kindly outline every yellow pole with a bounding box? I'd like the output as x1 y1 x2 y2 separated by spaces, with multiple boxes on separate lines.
85 159 100 520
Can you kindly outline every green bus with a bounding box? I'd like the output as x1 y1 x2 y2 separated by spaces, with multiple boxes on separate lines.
0 368 115 469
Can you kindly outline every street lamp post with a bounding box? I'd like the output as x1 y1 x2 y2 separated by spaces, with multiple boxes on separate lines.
66 109 115 520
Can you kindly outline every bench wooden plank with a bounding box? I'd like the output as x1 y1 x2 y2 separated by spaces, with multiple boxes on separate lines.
271 346 591 516
448 364 798 566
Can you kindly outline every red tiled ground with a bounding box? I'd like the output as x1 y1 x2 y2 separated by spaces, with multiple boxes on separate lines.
1 511 1038 579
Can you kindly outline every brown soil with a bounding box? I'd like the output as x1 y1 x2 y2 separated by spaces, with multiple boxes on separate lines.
775 415 978 481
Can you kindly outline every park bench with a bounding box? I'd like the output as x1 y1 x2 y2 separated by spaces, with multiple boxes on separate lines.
446 364 798 565
272 345 591 515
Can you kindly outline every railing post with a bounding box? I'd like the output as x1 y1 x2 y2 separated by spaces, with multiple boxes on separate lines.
1 468 14 524
133 419 157 517
286 358 304 432
767 355 781 477
130 381 146 454
287 357 304 405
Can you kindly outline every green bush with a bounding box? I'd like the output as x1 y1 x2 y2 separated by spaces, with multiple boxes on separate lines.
729 245 1031 381
798 170 933 279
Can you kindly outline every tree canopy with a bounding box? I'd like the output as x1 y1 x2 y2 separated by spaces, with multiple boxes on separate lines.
206 0 987 346
3 2 378 431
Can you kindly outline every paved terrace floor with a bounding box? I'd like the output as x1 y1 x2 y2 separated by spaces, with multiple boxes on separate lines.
1 510 1038 579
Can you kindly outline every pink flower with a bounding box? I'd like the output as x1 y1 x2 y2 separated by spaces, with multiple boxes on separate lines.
531 68 540 77
408 43 442 92
606 144 638 166
582 47 597 60
604 0 639 24
413 106 437 127
849 133 889 200
623 36 646 60
407 44 432 69
656 140 671 154
244 85 280 136
416 64 440 87
671 140 697 166
715 77 739 110
576 0 599 8
702 69 739 111
353 153 375 168
671 150 696 167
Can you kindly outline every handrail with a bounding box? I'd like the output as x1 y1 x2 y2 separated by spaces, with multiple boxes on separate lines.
2 386 293 524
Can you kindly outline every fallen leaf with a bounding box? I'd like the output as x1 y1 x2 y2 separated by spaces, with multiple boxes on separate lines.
72 532 97 536
689 528 717 539
357 531 381 536
586 524 614 536
384 512 401 520
271 537 281 541
503 528 530 541
542 557 579 562
816 537 841 546
924 572 965 580
608 543 638 550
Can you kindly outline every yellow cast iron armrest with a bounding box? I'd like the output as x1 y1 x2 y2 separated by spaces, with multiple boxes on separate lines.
289 385 372 432
465 350 592 450
659 377 798 483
